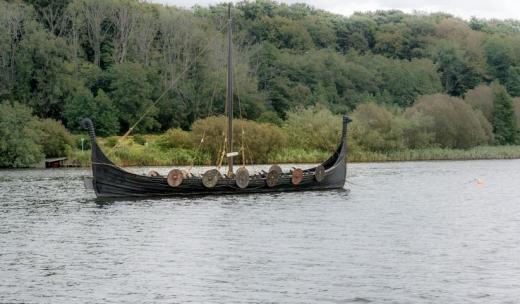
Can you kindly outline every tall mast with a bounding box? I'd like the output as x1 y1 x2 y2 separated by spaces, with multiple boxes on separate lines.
226 3 234 175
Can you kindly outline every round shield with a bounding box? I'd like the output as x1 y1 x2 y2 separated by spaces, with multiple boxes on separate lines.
148 170 160 177
202 169 221 188
314 165 325 182
266 169 279 188
291 168 304 185
235 167 250 189
268 164 282 175
167 169 183 187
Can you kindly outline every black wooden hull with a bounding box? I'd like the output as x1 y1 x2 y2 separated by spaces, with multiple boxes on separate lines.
82 117 351 198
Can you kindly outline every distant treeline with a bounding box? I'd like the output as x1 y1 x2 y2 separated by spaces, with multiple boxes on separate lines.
2 0 520 167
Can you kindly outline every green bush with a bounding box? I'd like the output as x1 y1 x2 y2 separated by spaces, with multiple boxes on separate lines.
133 135 147 145
350 102 407 152
33 118 73 158
492 84 518 144
157 128 195 150
400 111 435 149
104 137 119 148
409 94 494 148
464 84 494 122
192 116 287 164
283 105 342 152
514 97 520 131
0 101 44 168
258 111 283 126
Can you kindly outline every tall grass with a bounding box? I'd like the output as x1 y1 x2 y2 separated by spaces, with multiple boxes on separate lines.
350 146 520 162
68 140 520 167
268 148 331 163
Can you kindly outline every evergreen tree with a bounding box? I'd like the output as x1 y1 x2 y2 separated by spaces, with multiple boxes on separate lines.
492 85 518 144
506 66 520 97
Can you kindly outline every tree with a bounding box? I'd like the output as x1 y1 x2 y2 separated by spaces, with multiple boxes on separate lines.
0 1 34 99
484 35 515 83
492 85 518 144
105 62 157 132
251 16 314 50
0 101 43 168
64 87 119 136
464 84 494 122
25 0 71 36
434 18 486 77
283 105 341 151
33 118 73 157
513 97 520 131
334 15 376 54
303 15 335 49
350 102 406 151
130 4 157 66
68 0 113 66
378 57 442 106
409 94 493 148
505 66 520 97
15 28 72 119
374 23 412 59
111 0 137 64
434 42 480 96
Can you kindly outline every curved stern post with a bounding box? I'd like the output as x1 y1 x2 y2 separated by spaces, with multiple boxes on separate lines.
80 118 115 197
341 115 352 156
333 115 352 188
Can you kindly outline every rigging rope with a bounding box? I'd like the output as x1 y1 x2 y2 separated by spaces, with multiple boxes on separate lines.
217 136 227 170
187 80 219 172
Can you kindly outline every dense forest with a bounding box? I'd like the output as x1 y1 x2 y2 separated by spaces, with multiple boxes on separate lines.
2 0 520 167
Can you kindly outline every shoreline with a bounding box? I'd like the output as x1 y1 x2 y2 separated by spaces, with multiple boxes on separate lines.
2 154 519 170
3 145 520 170
61 145 520 168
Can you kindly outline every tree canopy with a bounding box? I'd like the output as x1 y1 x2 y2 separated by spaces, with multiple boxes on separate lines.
2 0 520 164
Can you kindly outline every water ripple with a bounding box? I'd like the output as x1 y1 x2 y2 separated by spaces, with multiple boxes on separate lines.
1 161 520 303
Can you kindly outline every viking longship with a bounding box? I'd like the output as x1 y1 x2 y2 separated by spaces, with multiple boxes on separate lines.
82 5 351 198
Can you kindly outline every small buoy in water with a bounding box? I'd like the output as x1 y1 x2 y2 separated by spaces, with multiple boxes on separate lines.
476 178 485 186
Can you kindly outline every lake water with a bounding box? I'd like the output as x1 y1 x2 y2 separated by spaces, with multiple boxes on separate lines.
1 160 520 303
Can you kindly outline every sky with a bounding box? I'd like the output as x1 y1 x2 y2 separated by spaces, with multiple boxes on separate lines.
150 0 520 20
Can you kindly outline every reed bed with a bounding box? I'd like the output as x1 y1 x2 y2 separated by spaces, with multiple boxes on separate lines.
69 138 520 167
